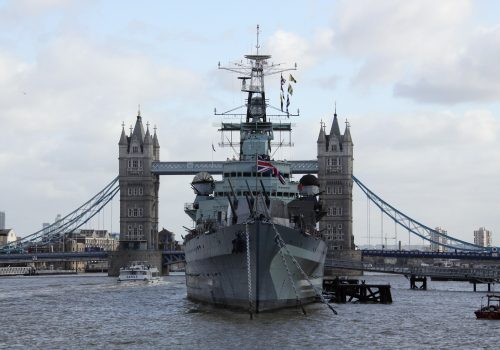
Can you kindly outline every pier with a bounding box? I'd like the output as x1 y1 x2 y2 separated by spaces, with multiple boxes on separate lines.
0 266 35 276
323 278 392 304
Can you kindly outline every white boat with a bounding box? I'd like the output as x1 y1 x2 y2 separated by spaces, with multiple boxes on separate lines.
117 261 161 282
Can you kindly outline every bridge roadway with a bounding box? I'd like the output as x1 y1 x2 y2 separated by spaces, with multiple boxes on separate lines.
0 251 109 264
326 259 500 283
362 249 500 260
151 160 319 175
0 251 186 265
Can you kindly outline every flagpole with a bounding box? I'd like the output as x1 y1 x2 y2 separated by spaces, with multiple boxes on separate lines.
255 151 258 197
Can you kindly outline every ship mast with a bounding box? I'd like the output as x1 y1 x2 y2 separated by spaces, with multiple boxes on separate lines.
216 26 298 160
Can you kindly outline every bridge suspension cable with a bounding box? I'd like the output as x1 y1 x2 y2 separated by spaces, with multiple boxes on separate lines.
352 175 486 252
1 177 120 252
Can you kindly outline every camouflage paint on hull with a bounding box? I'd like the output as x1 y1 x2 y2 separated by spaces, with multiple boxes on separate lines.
184 220 327 312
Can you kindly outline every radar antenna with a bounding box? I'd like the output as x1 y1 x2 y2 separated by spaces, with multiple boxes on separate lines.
256 24 260 55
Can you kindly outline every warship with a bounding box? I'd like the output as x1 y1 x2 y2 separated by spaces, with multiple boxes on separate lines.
183 29 328 313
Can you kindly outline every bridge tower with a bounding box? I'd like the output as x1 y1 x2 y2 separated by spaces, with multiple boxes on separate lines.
317 109 360 275
109 110 162 276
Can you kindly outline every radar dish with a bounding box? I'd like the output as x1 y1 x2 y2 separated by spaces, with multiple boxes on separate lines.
192 172 214 184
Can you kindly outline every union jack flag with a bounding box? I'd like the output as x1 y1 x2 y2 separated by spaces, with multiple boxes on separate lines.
257 159 274 173
256 156 286 184
273 167 286 184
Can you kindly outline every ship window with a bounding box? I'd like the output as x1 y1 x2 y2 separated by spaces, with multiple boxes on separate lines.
243 172 251 177
284 173 290 178
237 191 242 196
223 173 229 177
277 192 283 196
230 172 236 177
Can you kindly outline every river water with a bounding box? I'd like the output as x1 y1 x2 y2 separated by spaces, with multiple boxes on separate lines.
0 273 498 349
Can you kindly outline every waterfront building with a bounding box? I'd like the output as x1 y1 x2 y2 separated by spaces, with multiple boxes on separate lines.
54 214 62 229
474 227 492 247
42 222 50 235
158 228 181 251
0 211 5 229
66 229 119 252
59 229 119 271
430 227 448 252
0 229 17 245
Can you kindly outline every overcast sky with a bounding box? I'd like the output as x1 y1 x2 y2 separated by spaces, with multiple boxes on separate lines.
1 0 499 246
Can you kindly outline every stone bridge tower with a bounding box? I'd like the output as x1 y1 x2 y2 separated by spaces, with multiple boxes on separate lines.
317 109 360 275
109 110 162 276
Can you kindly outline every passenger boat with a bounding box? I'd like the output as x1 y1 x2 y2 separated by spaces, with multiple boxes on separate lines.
117 261 161 282
183 28 328 313
475 294 500 320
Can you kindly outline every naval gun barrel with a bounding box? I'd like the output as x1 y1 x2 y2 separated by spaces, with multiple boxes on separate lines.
259 180 270 208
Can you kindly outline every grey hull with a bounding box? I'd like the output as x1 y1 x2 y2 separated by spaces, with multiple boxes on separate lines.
184 221 327 312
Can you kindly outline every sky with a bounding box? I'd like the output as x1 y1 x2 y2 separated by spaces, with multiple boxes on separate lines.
0 0 499 246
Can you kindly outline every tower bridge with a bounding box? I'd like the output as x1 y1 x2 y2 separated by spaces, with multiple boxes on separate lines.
0 109 496 277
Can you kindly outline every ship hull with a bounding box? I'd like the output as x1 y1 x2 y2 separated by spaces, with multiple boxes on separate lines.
184 221 327 312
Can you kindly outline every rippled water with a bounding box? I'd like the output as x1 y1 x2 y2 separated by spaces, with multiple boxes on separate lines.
0 273 499 349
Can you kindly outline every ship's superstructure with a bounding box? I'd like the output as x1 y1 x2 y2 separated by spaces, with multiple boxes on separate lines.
183 30 328 313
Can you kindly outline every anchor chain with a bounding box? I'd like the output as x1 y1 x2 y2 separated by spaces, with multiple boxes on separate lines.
245 220 254 318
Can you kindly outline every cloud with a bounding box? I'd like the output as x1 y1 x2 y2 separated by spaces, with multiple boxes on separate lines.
348 108 500 239
329 0 500 104
394 26 500 103
266 29 334 70
0 33 202 235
